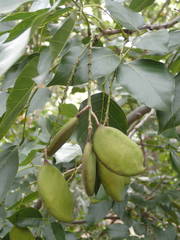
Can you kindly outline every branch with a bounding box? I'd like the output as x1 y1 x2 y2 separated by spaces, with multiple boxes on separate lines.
128 109 154 138
100 16 180 36
127 105 151 126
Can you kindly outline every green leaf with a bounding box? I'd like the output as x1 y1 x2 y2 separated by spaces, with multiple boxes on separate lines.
0 28 31 76
19 150 37 166
2 10 46 21
76 92 128 148
134 29 169 55
105 0 144 30
8 207 42 227
51 222 65 240
129 0 155 12
157 73 180 132
86 200 112 225
0 92 8 117
59 103 78 117
0 57 38 140
169 152 180 174
0 146 18 202
0 0 31 14
154 225 177 240
49 47 120 86
6 11 47 41
28 88 51 113
50 13 76 60
132 221 145 235
169 55 180 74
107 224 129 239
7 192 39 210
168 30 180 51
117 59 174 111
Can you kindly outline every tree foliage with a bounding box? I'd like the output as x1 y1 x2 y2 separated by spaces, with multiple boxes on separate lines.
0 0 180 239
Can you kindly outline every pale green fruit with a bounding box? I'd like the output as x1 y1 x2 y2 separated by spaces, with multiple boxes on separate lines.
93 125 145 176
38 163 74 222
82 142 96 196
98 160 129 202
9 226 34 240
47 117 79 156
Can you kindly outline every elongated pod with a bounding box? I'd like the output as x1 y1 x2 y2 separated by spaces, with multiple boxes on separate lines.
93 125 145 176
9 226 34 240
47 116 79 156
98 160 130 202
37 162 74 222
82 142 96 196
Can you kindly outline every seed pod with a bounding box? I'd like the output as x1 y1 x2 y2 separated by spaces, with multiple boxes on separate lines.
98 160 129 202
9 226 34 240
93 125 145 176
82 142 96 196
37 162 74 222
47 117 79 156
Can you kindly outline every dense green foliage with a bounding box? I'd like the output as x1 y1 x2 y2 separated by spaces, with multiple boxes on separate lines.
0 0 179 239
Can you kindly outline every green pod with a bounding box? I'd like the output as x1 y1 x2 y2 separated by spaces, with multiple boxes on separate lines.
98 160 129 202
9 226 34 240
82 142 96 196
37 163 74 222
93 125 145 176
47 117 79 156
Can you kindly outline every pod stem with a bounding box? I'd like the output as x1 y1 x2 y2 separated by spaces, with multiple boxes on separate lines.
91 111 100 126
43 148 49 164
76 105 90 118
87 36 93 140
103 71 116 125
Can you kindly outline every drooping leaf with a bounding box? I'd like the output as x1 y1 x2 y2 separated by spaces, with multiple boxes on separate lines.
107 223 129 239
51 222 66 240
0 0 31 14
33 13 76 84
8 207 42 227
50 13 76 60
129 0 155 12
28 88 51 113
168 30 180 51
154 225 177 240
157 73 180 132
134 29 169 55
6 10 47 41
0 57 38 140
7 192 39 210
0 146 19 202
49 47 120 86
0 28 31 76
105 0 145 30
117 59 174 111
86 200 112 225
169 152 180 174
76 92 128 148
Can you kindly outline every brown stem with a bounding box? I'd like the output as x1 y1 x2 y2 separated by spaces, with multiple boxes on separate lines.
100 16 180 36
76 105 90 118
127 106 151 126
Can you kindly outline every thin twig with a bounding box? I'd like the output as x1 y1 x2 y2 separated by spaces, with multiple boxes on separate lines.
100 16 180 36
